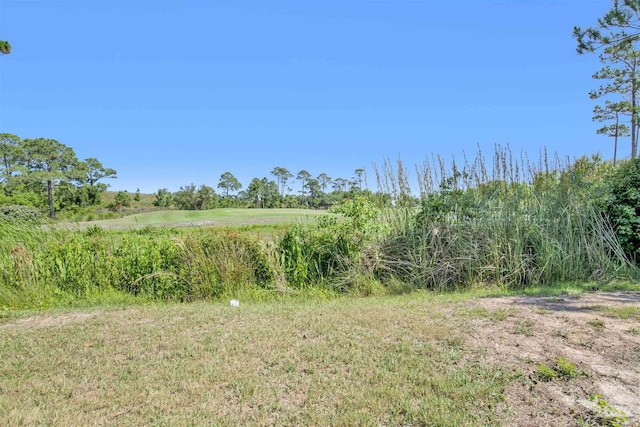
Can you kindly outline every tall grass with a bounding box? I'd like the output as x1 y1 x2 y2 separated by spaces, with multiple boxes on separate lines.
373 146 635 290
0 224 286 308
0 146 636 309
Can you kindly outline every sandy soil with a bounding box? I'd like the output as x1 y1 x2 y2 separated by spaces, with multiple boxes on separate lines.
459 292 640 426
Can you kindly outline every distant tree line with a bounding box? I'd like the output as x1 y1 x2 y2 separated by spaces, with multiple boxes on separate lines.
153 167 371 210
0 133 117 219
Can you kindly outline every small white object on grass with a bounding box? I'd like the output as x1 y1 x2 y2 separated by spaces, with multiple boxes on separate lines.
230 299 239 307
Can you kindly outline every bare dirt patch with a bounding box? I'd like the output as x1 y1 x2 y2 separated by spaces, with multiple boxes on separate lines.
458 292 640 426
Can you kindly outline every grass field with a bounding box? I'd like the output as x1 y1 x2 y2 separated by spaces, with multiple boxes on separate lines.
0 293 514 426
2 288 639 426
63 208 330 230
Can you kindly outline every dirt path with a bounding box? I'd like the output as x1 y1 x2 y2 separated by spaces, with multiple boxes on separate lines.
459 292 640 426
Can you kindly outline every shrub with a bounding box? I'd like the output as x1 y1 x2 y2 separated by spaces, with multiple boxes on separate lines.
603 157 640 260
0 205 41 224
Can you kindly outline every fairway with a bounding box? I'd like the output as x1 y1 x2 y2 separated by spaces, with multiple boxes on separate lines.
66 208 330 230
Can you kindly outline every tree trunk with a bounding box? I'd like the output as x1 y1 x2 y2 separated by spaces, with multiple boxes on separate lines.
614 115 619 166
631 87 638 159
47 178 55 219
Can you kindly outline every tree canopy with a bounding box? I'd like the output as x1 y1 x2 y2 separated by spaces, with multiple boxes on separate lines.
574 0 640 53
0 40 10 55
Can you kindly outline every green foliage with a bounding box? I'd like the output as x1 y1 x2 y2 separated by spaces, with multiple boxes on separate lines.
588 394 629 427
604 157 640 259
0 40 10 55
534 363 557 382
0 134 115 219
574 1 640 54
1 146 638 309
108 190 131 211
153 188 172 207
0 223 284 307
534 357 579 382
377 152 633 292
279 195 382 289
218 171 242 202
553 357 580 379
0 205 41 224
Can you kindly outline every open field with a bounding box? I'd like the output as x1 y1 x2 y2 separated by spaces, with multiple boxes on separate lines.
61 208 330 230
1 291 638 426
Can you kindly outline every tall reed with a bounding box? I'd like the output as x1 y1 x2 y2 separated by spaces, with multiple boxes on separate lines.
374 146 635 290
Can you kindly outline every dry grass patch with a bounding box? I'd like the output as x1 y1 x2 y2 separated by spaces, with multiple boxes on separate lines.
0 296 510 426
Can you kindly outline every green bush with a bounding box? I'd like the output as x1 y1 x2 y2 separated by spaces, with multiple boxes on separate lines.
603 158 640 260
0 205 41 224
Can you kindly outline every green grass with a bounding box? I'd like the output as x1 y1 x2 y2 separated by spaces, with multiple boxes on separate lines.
63 208 331 230
0 294 512 426
590 305 640 320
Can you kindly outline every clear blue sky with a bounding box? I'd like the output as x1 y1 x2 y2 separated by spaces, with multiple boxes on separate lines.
0 0 618 193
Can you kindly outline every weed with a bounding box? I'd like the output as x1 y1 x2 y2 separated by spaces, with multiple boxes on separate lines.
583 394 629 427
554 357 579 379
514 320 534 336
588 319 605 330
533 357 580 382
629 327 640 336
534 363 557 382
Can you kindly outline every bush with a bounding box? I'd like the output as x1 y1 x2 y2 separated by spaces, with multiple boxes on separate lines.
604 158 640 260
0 205 41 224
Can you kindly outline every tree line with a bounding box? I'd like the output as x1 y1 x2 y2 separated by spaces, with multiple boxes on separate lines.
0 134 117 219
152 167 369 210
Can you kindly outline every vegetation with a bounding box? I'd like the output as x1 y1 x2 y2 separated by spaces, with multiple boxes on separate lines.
576 1 640 158
0 133 117 219
0 40 9 55
0 295 512 426
1 146 639 310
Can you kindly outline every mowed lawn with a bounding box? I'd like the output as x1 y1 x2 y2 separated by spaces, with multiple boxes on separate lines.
68 208 330 230
0 295 510 426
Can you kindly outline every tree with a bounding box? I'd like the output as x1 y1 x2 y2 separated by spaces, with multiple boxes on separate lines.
307 178 321 207
574 0 640 53
69 157 117 206
593 100 631 164
0 41 10 55
19 138 78 219
271 166 293 197
0 133 20 189
218 172 242 204
109 190 131 212
317 173 331 193
296 169 311 198
261 178 279 207
246 177 265 208
153 188 172 208
195 185 216 210
134 188 141 202
590 42 640 157
354 168 365 191
77 157 117 186
333 177 348 192
173 184 197 210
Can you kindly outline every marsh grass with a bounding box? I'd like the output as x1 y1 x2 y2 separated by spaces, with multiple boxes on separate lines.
0 296 512 426
373 146 636 291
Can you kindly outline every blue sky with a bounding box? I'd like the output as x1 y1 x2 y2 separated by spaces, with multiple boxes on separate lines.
0 0 619 193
